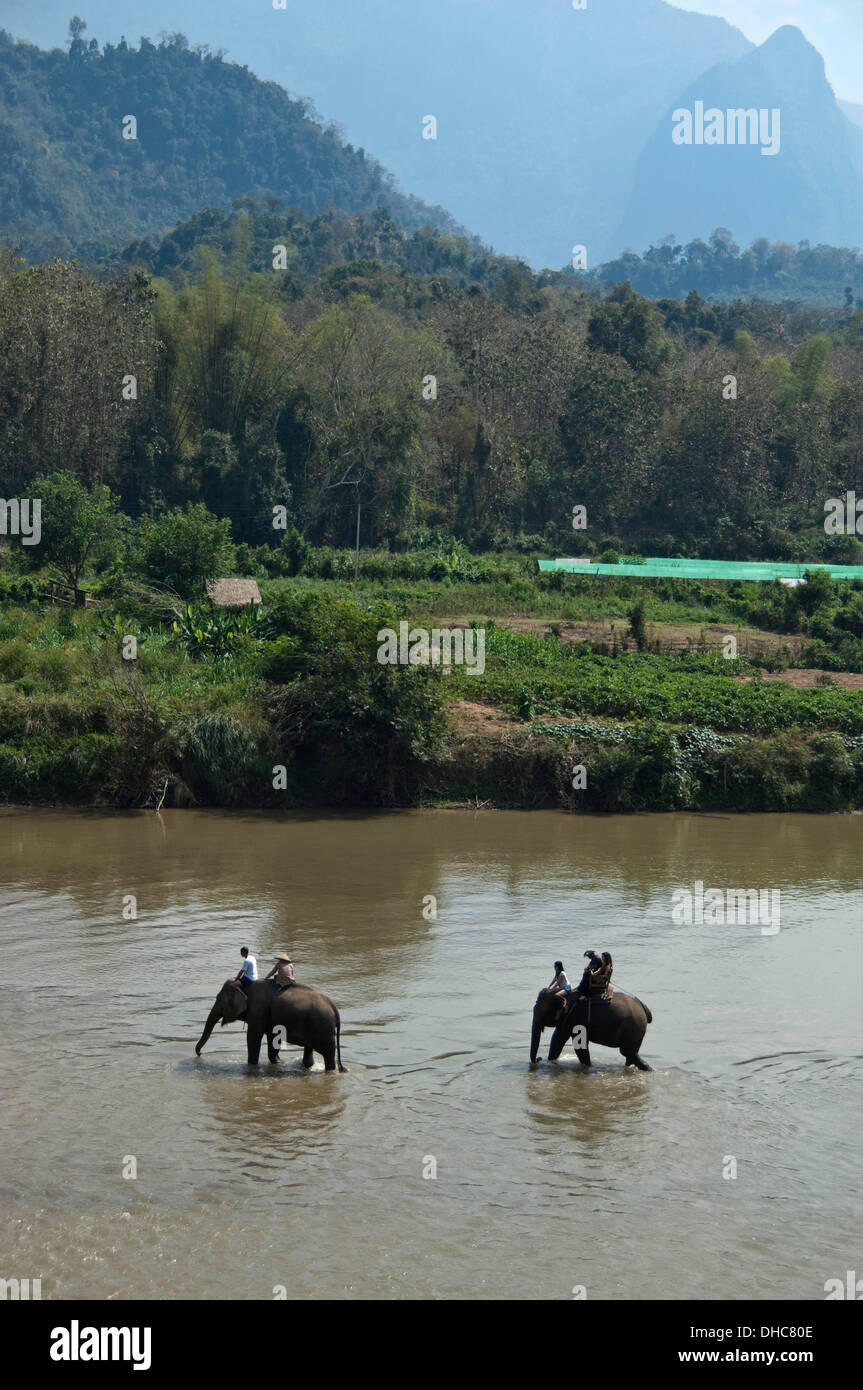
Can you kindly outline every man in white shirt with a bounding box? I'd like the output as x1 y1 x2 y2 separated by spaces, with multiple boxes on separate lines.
235 947 258 985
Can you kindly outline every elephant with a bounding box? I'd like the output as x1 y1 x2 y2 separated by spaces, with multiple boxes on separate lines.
195 979 346 1072
530 987 653 1070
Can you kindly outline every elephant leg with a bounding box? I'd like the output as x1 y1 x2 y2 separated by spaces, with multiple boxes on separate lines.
574 1047 592 1066
302 1046 314 1069
622 1048 652 1070
321 1044 337 1072
267 1030 281 1064
247 1027 263 1065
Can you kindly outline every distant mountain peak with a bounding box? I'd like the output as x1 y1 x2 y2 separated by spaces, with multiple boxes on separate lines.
762 24 817 51
755 24 828 82
615 20 863 257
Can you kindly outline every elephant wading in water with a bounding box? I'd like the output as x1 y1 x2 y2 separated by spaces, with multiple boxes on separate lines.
530 988 653 1070
196 979 346 1072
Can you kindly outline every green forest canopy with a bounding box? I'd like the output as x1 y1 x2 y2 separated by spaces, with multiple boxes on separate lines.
1 200 861 563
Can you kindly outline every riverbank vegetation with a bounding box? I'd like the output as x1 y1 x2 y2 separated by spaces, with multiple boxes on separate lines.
1 527 861 811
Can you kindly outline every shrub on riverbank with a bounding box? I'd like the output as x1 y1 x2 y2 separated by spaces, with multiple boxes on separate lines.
0 591 450 807
262 590 447 805
431 723 863 813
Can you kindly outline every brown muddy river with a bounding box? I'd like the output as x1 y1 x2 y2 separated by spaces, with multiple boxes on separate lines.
0 808 860 1301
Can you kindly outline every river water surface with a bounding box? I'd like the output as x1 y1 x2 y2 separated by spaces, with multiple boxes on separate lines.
0 808 860 1300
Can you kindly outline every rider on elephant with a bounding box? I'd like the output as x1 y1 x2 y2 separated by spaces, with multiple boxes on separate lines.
575 950 602 998
263 954 295 989
576 950 614 1000
547 961 571 1002
234 946 258 987
593 951 614 1000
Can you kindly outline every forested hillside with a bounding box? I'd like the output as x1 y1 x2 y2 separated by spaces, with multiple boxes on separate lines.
4 24 863 312
100 204 863 308
96 203 517 294
1 37 861 817
0 27 464 262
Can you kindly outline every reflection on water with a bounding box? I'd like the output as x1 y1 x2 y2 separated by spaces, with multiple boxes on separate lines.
0 808 860 1299
191 1058 349 1158
526 1065 653 1152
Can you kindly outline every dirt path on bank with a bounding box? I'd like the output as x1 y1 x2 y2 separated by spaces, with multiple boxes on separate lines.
441 615 862 694
442 614 804 659
736 669 863 690
450 666 863 736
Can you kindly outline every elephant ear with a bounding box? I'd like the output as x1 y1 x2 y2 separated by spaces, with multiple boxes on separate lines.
222 981 249 1019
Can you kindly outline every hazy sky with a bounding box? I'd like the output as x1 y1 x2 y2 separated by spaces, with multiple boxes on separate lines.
669 0 863 102
1 1 860 104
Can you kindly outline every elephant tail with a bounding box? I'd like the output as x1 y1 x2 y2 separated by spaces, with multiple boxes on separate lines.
635 997 653 1024
336 1017 347 1073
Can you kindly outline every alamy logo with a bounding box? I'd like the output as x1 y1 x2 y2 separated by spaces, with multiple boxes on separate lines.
0 1276 41 1299
377 622 485 675
672 102 781 157
824 1271 862 1299
50 1321 152 1371
0 497 41 545
824 492 863 536
671 880 780 935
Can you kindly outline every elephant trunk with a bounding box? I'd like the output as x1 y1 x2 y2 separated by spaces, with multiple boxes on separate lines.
195 1002 221 1055
530 1015 542 1064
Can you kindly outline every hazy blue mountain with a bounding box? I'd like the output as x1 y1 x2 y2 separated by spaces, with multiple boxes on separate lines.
3 4 861 266
617 27 863 254
840 101 863 132
665 1 863 108
0 0 752 265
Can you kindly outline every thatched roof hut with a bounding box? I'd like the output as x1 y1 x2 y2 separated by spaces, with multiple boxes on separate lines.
205 578 262 609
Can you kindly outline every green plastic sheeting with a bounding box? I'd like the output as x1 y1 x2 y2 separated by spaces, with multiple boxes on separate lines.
538 557 863 582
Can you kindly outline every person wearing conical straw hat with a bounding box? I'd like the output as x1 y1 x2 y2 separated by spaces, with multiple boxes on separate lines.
263 952 295 989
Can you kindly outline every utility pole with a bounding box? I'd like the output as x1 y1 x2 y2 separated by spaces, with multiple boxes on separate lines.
354 495 361 584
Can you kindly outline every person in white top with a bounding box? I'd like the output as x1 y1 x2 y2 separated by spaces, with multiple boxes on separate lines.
548 960 571 999
235 947 258 985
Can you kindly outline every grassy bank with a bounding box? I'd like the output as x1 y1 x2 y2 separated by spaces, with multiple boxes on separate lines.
0 553 861 812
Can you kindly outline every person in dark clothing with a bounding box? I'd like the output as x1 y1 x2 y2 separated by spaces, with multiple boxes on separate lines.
576 950 603 998
594 951 614 1000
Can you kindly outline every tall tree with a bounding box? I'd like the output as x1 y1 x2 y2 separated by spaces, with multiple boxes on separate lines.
18 473 120 606
297 296 423 545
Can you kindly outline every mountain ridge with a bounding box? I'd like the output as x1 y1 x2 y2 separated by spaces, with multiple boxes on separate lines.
0 29 471 262
0 1 756 265
3 15 862 268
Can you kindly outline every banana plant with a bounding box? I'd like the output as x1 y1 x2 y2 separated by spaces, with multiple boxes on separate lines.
172 602 263 659
97 611 146 648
